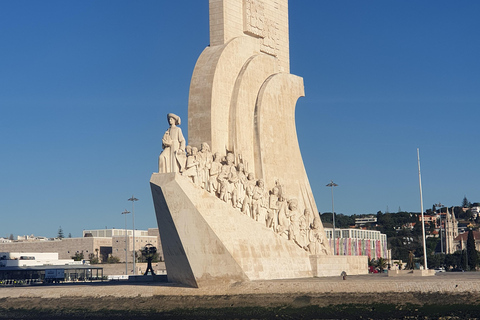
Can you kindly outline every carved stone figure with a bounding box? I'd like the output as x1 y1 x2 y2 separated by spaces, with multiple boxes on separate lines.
242 173 256 216
251 179 266 221
208 152 222 194
266 186 279 229
235 162 247 209
217 164 230 202
158 113 186 173
287 199 301 245
197 142 212 189
224 153 239 208
308 216 329 255
184 146 199 185
276 195 289 237
298 209 311 250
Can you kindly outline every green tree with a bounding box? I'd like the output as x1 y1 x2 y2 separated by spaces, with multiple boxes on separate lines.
411 220 423 237
71 252 84 261
444 253 457 270
107 255 120 264
57 226 64 239
376 257 387 273
8 234 14 240
320 212 333 225
467 230 478 270
427 253 445 269
460 250 468 271
426 237 439 256
88 253 99 264
462 196 471 208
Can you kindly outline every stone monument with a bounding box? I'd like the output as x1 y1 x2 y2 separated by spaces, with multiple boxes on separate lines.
151 0 367 288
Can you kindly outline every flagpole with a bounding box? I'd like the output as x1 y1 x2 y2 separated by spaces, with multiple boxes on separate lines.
417 148 428 270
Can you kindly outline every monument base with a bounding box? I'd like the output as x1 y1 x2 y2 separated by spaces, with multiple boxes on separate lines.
151 172 368 287
310 255 368 277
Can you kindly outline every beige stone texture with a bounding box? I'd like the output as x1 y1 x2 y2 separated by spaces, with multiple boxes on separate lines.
209 0 289 72
150 173 357 287
310 255 368 277
151 0 366 287
188 0 329 251
151 173 248 288
111 235 159 263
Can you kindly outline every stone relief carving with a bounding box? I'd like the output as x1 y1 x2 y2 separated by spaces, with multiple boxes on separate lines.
158 113 328 254
197 142 212 190
243 0 278 57
243 0 265 39
260 18 278 56
184 146 199 185
308 216 329 255
192 147 326 252
158 113 186 173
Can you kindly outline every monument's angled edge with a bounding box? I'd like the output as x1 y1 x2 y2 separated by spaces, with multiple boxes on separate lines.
151 0 368 287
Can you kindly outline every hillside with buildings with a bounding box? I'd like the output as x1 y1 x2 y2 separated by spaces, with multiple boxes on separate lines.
321 199 480 270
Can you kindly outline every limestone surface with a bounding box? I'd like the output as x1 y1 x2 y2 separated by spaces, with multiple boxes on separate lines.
151 0 368 287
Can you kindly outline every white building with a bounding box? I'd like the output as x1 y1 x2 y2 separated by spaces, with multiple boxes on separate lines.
471 207 480 219
0 252 76 267
324 228 388 260
355 216 377 226
83 229 149 237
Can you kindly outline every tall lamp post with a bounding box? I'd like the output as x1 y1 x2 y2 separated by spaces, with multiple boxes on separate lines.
128 196 139 274
121 209 130 275
435 203 443 254
326 180 338 255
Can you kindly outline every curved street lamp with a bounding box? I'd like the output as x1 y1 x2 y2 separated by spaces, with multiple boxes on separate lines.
326 180 338 255
121 209 130 275
128 196 139 274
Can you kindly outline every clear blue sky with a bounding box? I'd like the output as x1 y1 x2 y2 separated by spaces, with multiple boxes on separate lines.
1 1 479 238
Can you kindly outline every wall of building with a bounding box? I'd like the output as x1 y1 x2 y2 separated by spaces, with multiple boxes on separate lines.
111 235 159 263
324 228 388 259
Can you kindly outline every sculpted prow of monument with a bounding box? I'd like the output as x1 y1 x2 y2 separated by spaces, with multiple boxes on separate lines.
150 0 368 288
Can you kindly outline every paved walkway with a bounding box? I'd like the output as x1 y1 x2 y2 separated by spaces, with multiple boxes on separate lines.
1 273 479 298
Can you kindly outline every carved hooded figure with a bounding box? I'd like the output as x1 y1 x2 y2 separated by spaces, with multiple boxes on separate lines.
158 113 186 173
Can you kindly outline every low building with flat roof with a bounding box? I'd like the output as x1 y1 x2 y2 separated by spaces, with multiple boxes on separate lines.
0 228 163 270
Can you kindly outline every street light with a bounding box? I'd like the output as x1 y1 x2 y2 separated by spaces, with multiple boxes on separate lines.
121 209 130 275
326 180 338 255
435 203 443 254
128 195 139 275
